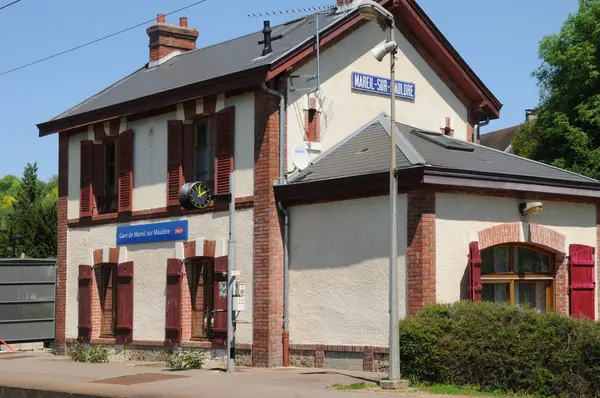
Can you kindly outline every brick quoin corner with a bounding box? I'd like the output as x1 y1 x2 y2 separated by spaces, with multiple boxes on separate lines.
56 132 69 355
252 77 286 368
407 189 436 315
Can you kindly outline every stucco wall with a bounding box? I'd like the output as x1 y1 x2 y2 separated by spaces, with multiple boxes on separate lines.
66 93 255 219
288 194 407 347
436 193 597 316
65 209 254 344
286 19 467 166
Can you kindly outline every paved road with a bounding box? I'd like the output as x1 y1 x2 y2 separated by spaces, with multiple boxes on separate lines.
0 351 451 398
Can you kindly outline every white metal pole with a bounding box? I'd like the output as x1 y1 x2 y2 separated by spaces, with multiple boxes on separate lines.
227 172 236 373
388 25 400 382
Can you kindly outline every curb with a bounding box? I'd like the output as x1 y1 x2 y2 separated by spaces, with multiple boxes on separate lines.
0 386 107 398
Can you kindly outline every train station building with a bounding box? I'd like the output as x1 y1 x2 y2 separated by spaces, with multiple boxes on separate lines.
37 0 600 370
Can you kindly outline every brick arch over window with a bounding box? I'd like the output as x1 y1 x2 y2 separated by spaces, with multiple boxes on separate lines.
478 222 566 254
166 238 228 344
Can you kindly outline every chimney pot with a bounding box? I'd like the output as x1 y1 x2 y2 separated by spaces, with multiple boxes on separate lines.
180 17 188 27
157 14 165 23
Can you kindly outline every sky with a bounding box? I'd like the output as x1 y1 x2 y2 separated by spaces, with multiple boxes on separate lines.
0 0 579 181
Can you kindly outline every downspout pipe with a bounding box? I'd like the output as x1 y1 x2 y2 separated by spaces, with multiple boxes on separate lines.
473 117 490 143
277 201 290 367
261 81 291 367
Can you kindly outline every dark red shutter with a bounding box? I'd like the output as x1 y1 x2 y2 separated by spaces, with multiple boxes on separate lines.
469 241 483 302
305 109 320 142
80 140 94 218
212 257 228 334
92 144 104 214
182 123 195 183
116 261 134 343
165 259 183 343
78 264 92 342
569 244 596 320
167 120 183 206
215 106 235 195
118 129 134 213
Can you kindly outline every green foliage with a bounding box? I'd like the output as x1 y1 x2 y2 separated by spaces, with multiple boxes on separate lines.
512 0 600 179
0 164 57 258
165 350 208 370
399 301 600 397
69 343 109 363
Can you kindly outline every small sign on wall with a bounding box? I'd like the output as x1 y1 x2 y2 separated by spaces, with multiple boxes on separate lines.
351 71 416 100
116 220 188 245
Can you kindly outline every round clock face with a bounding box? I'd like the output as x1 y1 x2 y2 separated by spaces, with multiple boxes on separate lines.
190 182 211 209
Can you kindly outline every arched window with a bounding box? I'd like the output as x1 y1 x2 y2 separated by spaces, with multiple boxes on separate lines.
480 245 554 311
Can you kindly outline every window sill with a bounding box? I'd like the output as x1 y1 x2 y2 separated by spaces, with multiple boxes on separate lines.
68 196 254 228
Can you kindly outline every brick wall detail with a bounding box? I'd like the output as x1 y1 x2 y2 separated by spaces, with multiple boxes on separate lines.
555 254 569 315
56 132 69 355
252 79 286 368
407 189 436 315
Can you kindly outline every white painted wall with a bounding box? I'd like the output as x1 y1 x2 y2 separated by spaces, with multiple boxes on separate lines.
65 209 254 344
288 194 407 347
226 92 255 198
286 20 467 166
130 110 175 211
66 92 255 219
436 193 597 316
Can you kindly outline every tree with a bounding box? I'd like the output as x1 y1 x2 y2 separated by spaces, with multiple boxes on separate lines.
6 163 57 258
512 0 600 179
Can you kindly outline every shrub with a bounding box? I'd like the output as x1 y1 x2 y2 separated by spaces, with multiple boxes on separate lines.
165 350 208 370
69 342 109 363
399 301 600 397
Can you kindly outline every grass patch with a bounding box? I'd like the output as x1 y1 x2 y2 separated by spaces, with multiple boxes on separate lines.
331 382 379 391
417 384 513 396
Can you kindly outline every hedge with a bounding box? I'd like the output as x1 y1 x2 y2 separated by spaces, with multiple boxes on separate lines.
399 301 600 397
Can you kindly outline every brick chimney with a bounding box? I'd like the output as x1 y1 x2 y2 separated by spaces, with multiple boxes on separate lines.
146 14 199 67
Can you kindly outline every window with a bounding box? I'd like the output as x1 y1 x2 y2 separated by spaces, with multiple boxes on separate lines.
99 264 117 337
194 119 217 183
481 245 554 312
191 259 214 339
97 140 118 214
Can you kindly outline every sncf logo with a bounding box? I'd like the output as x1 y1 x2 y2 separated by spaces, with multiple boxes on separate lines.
174 227 184 235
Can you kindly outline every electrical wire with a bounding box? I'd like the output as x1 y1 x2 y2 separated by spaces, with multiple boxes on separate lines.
0 0 22 11
0 0 209 77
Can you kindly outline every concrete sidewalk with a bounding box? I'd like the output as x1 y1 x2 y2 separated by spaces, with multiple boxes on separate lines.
0 351 439 398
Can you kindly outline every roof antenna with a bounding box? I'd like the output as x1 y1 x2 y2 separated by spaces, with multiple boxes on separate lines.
258 20 283 56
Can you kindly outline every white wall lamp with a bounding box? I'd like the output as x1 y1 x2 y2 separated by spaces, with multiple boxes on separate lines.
519 201 544 216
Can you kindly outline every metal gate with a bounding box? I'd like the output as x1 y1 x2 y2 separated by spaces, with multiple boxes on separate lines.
0 259 56 343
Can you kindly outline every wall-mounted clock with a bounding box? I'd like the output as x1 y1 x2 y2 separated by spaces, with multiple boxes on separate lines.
179 181 212 210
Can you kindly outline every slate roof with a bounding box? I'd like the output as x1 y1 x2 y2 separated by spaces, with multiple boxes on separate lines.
288 113 600 187
479 125 519 152
52 12 345 121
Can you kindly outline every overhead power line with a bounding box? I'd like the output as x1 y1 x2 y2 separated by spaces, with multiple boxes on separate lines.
0 0 22 11
0 0 209 77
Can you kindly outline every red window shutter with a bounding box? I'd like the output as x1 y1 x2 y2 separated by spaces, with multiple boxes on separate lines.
212 270 228 334
214 255 228 274
165 259 183 343
167 120 183 206
305 109 320 142
215 106 235 195
118 129 134 213
78 264 93 342
80 140 94 218
569 244 596 320
469 241 483 302
182 123 195 183
92 144 104 214
116 261 134 343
